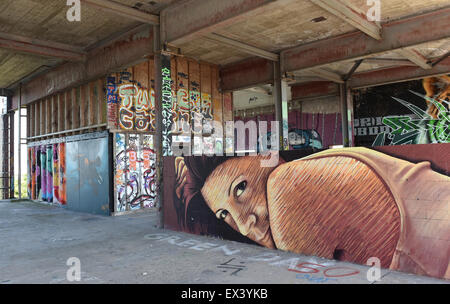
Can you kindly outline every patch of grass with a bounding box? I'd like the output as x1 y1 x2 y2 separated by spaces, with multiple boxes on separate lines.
14 176 29 199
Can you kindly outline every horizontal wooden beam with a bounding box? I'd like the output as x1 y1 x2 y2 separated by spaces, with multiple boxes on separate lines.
291 81 339 100
27 123 107 140
220 57 274 92
348 56 450 89
362 58 418 67
204 33 279 61
306 68 344 83
161 0 280 45
310 0 381 40
81 0 159 25
0 32 86 62
397 48 432 70
281 7 450 73
11 27 154 108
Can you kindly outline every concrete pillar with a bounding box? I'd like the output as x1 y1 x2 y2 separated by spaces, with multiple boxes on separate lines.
273 61 289 150
340 83 350 147
153 25 164 229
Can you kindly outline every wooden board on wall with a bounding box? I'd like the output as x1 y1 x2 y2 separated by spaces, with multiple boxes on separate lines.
133 61 151 132
149 59 156 133
59 92 65 134
80 84 87 130
118 67 134 131
98 78 106 126
106 73 118 130
223 92 233 122
72 87 80 134
211 65 223 126
65 90 72 132
176 57 189 133
31 103 36 137
35 102 40 137
47 97 52 136
40 99 45 137
200 63 212 122
88 81 97 129
188 59 201 135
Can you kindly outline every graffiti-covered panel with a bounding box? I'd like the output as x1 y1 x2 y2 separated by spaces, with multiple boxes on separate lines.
27 142 67 204
66 141 80 211
163 144 450 279
354 75 450 146
105 57 229 156
115 133 127 212
114 133 157 213
28 132 109 215
59 143 67 205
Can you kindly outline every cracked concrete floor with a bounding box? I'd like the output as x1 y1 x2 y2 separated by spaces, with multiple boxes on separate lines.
0 200 448 284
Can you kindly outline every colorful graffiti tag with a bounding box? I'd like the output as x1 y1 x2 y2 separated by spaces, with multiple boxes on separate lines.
354 75 450 147
27 143 66 205
162 56 173 156
373 92 450 146
118 73 155 132
176 71 190 132
165 145 450 279
115 133 157 212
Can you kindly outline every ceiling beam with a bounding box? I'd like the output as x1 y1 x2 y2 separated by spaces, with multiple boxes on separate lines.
306 68 345 83
80 0 159 25
281 7 450 73
220 57 274 92
310 0 381 40
291 81 339 100
11 26 154 108
432 51 450 67
343 59 364 81
0 32 86 62
362 58 418 67
397 48 432 69
348 56 450 89
204 33 279 61
161 0 281 45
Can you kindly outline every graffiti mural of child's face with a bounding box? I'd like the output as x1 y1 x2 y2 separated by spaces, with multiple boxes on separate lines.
201 156 278 249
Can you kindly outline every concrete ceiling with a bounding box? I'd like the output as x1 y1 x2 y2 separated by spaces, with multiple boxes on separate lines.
1 0 449 95
0 0 178 89
171 0 450 84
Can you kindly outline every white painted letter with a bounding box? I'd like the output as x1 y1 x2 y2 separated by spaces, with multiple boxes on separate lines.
66 257 81 282
67 0 81 22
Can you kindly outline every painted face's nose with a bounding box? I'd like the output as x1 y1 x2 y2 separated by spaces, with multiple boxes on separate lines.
234 213 257 237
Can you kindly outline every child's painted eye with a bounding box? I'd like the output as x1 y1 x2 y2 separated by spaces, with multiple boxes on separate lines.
236 181 247 197
215 209 229 221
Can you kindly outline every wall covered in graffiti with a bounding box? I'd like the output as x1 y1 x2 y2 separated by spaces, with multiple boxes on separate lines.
27 141 66 205
106 57 229 155
163 144 450 279
27 132 111 215
353 75 450 147
114 133 157 212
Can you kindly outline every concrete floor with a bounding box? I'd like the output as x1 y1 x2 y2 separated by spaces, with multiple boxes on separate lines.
0 200 448 284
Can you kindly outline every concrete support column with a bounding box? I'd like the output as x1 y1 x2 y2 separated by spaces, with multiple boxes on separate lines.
1 112 8 199
8 97 14 198
153 25 164 229
340 83 350 147
273 61 289 150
